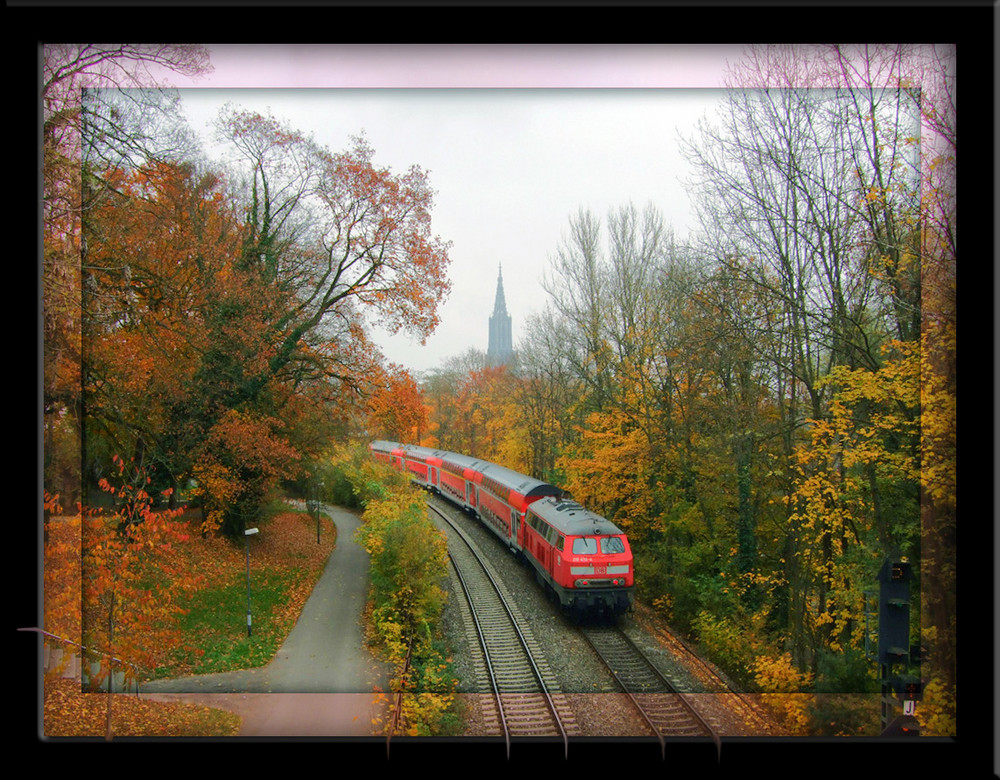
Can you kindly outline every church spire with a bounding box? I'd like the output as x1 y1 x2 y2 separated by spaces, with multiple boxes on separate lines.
492 264 508 315
487 263 513 365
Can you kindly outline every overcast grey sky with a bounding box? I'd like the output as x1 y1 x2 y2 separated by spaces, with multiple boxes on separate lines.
165 45 741 374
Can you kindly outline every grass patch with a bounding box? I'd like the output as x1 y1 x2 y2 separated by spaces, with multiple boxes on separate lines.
162 567 307 676
144 507 337 680
44 499 339 737
48 501 338 682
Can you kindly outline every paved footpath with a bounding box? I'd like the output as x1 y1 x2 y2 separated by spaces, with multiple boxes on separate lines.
139 505 391 737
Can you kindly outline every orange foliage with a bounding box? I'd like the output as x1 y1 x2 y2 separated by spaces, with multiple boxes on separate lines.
366 364 427 443
557 406 653 531
446 365 531 471
82 134 452 529
82 456 200 689
83 160 248 486
44 676 241 738
44 501 82 646
192 409 301 536
324 135 452 341
44 501 337 736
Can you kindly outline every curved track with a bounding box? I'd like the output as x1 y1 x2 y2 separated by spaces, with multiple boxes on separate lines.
580 626 721 758
650 622 781 736
428 501 577 756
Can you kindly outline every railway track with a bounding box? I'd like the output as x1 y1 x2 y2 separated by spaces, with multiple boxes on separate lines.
580 625 721 758
428 501 578 756
427 495 735 756
648 621 781 736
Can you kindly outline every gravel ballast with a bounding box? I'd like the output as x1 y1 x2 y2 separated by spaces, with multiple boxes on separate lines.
430 498 784 740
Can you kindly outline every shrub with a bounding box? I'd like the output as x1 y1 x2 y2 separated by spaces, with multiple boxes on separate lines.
337 444 458 735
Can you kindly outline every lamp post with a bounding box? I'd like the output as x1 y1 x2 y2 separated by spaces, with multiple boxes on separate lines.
315 480 324 544
244 527 259 637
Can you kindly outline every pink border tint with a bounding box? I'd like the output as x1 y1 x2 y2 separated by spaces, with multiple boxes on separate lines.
183 44 740 89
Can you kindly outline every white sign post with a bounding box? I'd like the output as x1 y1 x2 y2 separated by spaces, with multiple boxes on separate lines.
245 527 259 637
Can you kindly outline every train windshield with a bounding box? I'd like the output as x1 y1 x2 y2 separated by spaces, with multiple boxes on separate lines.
572 536 626 555
600 536 626 554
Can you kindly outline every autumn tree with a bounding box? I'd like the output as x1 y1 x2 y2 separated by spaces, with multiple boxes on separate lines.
43 44 212 509
350 453 456 735
781 340 920 680
366 364 428 444
669 47 953 730
541 208 614 414
531 205 751 629
682 83 874 431
824 45 924 345
82 159 246 507
422 348 489 453
216 109 451 394
81 100 452 537
513 311 584 481
423 354 526 468
683 261 789 611
457 364 533 471
422 345 574 482
82 455 200 699
81 155 306 536
192 409 301 538
889 44 956 720
539 205 709 515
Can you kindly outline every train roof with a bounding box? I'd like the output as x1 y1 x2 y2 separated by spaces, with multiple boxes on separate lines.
478 462 560 500
438 450 490 473
529 496 626 537
369 440 559 502
398 443 445 461
370 441 451 463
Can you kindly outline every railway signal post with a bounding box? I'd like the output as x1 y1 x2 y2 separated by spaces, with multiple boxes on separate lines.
877 559 921 735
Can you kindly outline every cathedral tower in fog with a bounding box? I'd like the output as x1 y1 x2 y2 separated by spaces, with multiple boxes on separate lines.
487 265 513 365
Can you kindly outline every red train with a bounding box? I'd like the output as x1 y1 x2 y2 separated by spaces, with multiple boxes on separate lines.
370 440 634 617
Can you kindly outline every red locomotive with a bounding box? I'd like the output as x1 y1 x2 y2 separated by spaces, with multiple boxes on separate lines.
370 440 634 617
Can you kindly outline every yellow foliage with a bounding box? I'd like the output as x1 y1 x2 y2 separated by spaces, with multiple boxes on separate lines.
752 651 814 693
189 461 234 535
761 694 815 735
916 677 956 736
784 340 921 659
557 407 652 528
752 653 816 735
399 692 458 737
920 321 956 510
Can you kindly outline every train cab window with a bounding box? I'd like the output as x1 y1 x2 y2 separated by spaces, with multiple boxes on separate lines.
572 538 598 555
600 536 626 554
556 535 564 551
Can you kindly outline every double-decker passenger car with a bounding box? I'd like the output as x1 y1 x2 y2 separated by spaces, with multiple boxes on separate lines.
369 440 634 617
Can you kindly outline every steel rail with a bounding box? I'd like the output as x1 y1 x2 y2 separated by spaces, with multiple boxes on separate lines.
580 626 721 760
447 544 512 756
428 501 569 758
651 623 778 735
